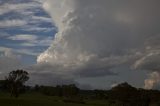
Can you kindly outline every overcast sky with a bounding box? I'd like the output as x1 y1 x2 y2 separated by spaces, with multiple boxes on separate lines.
0 0 160 89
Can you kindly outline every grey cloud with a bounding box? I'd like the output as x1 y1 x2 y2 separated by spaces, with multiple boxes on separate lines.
28 73 76 86
0 49 23 79
28 0 160 88
134 51 160 71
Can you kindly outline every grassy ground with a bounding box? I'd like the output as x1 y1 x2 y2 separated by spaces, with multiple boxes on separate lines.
0 92 110 106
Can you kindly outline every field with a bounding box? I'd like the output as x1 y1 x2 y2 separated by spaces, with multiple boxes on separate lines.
0 92 110 106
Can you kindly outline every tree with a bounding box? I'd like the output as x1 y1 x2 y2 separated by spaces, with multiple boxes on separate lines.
0 80 7 91
5 69 29 98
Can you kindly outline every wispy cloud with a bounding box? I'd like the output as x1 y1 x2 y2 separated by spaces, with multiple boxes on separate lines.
31 16 52 23
0 19 27 28
0 46 39 56
8 34 38 41
8 34 53 47
20 37 53 47
22 25 55 32
0 2 41 15
0 0 54 34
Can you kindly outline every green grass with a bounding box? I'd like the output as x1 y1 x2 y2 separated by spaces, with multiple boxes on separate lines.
0 92 110 106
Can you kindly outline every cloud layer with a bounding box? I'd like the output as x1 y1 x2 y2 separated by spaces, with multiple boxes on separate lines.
35 0 160 88
1 0 160 89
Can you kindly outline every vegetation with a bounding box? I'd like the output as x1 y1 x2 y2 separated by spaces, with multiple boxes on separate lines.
1 70 160 105
5 70 29 98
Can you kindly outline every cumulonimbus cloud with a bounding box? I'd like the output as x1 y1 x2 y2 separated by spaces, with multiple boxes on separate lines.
35 0 160 88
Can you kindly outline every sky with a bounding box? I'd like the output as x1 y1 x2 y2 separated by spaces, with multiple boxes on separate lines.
0 0 160 90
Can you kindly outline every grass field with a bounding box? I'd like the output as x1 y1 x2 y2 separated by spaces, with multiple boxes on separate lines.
0 92 110 106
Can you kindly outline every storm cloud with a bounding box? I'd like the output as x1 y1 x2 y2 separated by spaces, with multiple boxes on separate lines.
34 0 160 88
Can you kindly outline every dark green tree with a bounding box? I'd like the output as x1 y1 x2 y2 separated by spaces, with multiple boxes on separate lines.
5 69 29 98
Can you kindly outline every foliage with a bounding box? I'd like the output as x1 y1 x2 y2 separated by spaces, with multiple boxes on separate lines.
1 70 160 105
5 70 29 98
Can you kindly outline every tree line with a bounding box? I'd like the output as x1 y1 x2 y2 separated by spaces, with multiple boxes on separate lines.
1 70 160 105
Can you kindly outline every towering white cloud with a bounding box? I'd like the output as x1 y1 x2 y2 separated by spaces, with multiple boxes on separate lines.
36 0 160 88
144 72 160 89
